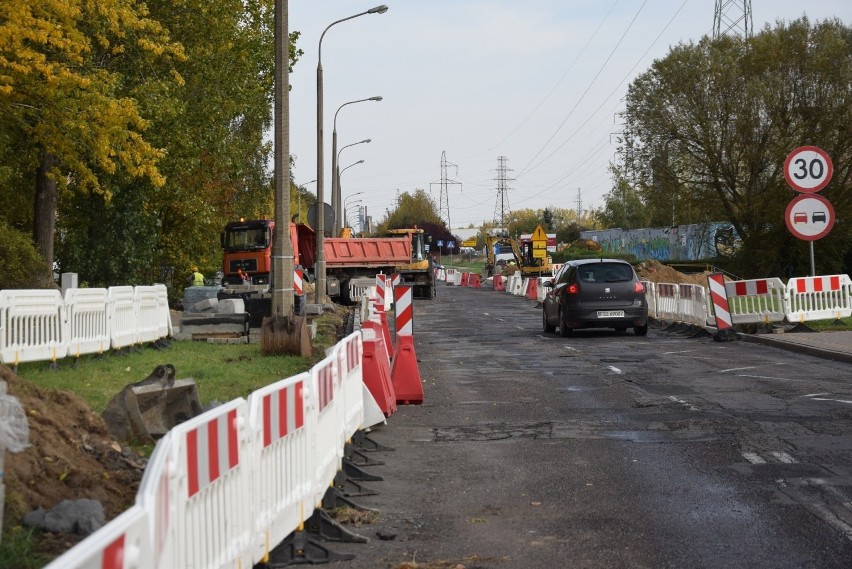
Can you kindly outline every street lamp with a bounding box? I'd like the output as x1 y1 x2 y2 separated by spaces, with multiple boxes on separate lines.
343 191 364 212
332 99 380 235
344 200 362 230
346 204 363 232
297 179 316 222
316 5 388 304
335 139 370 229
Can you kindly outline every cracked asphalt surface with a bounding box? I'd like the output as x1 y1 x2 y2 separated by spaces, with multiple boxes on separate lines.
326 284 852 568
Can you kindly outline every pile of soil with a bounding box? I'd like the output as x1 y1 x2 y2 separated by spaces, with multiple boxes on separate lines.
635 259 715 287
1 365 144 554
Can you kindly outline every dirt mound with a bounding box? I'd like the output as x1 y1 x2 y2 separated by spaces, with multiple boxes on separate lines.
1 365 143 553
635 259 714 287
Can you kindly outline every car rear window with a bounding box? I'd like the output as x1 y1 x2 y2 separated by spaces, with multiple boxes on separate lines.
578 263 633 283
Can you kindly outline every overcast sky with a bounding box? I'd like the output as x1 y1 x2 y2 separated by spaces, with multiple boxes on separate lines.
287 1 850 231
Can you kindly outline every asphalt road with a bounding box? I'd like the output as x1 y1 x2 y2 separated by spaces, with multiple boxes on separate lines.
323 284 852 569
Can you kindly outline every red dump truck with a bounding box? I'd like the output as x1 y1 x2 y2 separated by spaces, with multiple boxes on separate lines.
220 219 431 303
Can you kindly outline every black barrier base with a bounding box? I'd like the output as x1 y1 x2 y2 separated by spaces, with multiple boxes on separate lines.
262 529 355 566
713 328 739 342
343 458 384 482
344 442 385 467
351 429 394 452
307 508 369 543
334 465 380 498
321 485 379 514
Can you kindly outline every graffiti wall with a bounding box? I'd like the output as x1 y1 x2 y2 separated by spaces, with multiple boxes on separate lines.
580 223 738 262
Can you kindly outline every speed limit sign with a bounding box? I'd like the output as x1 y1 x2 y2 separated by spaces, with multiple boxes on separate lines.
784 146 833 193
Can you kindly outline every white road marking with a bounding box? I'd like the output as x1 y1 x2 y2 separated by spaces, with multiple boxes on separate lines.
804 502 852 542
607 366 623 374
668 396 699 411
741 452 766 464
808 397 852 405
771 451 798 464
718 365 759 373
803 393 831 398
662 350 696 355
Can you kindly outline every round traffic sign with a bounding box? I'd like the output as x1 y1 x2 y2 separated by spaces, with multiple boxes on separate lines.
784 146 833 193
785 193 835 241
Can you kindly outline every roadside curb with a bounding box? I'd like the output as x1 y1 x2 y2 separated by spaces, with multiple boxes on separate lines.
741 333 852 364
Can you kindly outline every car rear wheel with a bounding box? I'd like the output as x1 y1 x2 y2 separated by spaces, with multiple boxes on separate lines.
559 310 573 337
634 323 648 336
542 307 555 333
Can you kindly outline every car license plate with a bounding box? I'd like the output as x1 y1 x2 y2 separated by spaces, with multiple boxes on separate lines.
597 310 625 318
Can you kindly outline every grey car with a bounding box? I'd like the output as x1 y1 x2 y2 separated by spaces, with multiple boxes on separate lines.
542 259 648 336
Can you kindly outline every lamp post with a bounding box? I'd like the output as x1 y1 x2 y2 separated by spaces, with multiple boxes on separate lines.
297 179 316 222
346 204 363 232
344 194 363 228
335 138 370 231
316 5 388 304
332 98 380 235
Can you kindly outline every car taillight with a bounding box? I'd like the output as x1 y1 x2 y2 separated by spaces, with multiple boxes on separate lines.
634 281 645 293
567 283 579 294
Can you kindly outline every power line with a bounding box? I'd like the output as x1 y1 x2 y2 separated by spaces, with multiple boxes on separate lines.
430 151 462 228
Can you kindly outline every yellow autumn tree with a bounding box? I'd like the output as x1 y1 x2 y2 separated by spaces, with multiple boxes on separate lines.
0 0 184 268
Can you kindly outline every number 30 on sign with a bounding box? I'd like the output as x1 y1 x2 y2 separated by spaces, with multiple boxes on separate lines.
784 146 833 193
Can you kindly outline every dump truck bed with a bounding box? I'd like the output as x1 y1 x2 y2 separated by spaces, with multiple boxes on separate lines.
323 237 412 268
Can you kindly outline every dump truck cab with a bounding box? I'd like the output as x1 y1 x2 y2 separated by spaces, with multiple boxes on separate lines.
384 227 436 299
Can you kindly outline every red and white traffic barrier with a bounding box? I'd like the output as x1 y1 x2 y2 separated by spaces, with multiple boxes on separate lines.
707 273 733 330
724 278 786 324
786 274 852 322
294 269 304 295
390 285 424 404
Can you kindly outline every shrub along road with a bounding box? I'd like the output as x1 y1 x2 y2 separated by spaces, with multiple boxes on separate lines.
326 284 852 568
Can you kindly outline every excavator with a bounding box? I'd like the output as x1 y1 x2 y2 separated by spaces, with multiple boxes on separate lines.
482 229 553 278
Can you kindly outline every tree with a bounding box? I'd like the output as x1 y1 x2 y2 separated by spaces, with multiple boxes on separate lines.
617 18 852 276
375 189 443 233
0 0 185 271
598 166 652 229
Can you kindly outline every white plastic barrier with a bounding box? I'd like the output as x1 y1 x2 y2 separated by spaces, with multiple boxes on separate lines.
246 373 313 564
108 286 137 350
173 400 253 569
507 274 523 295
677 284 709 327
155 284 172 339
0 289 67 365
445 268 457 284
64 288 110 358
786 274 852 322
642 281 657 319
311 347 345 507
339 332 365 440
134 431 176 569
44 505 152 569
452 271 462 286
723 278 787 324
134 286 161 344
655 283 679 321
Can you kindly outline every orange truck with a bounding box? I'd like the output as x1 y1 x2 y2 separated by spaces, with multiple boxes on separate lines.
220 219 432 303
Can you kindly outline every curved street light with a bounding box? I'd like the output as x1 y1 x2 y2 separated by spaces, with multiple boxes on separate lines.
344 191 364 213
316 5 388 303
332 99 381 235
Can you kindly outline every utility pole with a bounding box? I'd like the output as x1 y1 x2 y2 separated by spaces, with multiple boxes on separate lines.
430 151 462 229
713 0 753 40
576 188 583 220
493 156 514 230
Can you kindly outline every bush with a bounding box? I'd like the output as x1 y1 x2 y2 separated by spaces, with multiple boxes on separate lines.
0 221 52 289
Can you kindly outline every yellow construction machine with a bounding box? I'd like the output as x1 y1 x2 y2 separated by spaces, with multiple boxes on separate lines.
483 228 553 278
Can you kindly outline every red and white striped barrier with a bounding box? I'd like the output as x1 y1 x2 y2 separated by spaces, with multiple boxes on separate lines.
655 283 679 321
677 284 708 327
394 284 413 336
311 353 343 508
294 269 304 295
786 274 852 322
707 274 733 330
723 278 786 324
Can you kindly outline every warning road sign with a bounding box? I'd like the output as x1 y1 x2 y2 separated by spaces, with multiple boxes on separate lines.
785 193 835 241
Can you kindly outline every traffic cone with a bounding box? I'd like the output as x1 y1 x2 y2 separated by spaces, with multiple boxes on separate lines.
390 335 424 404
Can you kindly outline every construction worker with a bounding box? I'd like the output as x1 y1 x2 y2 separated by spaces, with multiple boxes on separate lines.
190 266 205 286
237 267 249 284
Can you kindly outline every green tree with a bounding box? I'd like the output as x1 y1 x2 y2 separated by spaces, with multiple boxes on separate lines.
599 167 652 230
375 189 443 233
0 0 185 271
617 18 852 276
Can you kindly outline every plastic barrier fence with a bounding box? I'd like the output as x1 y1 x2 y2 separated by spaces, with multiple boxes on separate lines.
677 284 709 327
655 283 679 321
786 274 852 322
64 288 110 358
642 281 657 319
723 278 787 324
48 336 366 569
0 289 67 366
0 286 171 366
